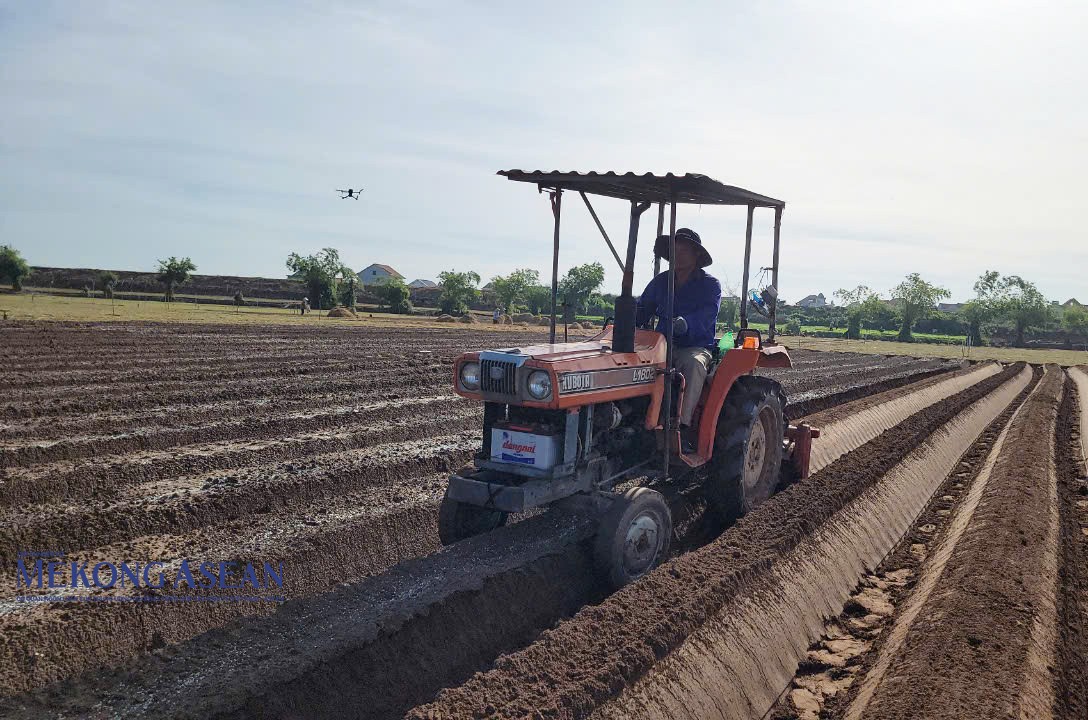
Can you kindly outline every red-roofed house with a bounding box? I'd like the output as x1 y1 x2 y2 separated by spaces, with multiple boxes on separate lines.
358 264 404 287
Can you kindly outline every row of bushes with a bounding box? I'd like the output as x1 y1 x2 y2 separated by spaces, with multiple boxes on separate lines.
780 325 967 345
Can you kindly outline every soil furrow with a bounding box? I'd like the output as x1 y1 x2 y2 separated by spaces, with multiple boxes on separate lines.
0 473 454 695
833 366 1065 720
406 363 1024 719
0 425 478 508
0 389 455 441
1053 371 1087 719
0 392 469 467
769 367 1042 720
0 363 1016 718
0 429 478 565
0 370 451 420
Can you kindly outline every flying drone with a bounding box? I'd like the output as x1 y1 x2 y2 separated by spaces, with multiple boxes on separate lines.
335 188 364 200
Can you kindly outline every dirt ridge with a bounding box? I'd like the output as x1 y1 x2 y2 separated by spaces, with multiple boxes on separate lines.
839 366 1065 719
407 363 1025 719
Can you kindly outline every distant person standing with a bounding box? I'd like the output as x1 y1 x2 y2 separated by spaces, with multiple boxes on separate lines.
493 307 501 324
301 297 310 315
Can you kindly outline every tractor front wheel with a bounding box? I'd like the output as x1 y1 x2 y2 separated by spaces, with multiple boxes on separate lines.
437 493 507 545
594 487 673 590
707 376 786 520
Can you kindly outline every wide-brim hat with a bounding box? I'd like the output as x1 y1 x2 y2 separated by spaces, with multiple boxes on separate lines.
653 227 712 267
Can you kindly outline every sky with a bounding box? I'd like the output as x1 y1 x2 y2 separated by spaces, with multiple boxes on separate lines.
1 0 1085 303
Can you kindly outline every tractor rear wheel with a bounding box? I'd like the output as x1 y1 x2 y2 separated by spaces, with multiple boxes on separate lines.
707 376 786 520
594 486 672 590
437 493 507 545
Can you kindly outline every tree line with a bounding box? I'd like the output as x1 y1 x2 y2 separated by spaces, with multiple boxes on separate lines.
3 243 1083 344
1 245 200 302
824 271 1086 346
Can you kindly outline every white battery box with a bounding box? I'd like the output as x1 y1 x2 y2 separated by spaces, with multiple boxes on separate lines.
490 428 560 469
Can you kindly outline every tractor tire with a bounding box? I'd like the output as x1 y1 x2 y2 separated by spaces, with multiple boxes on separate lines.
593 486 672 590
707 376 787 521
437 492 507 545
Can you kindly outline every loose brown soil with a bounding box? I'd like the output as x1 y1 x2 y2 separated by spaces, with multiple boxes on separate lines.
813 366 1071 720
406 364 1023 719
770 367 1043 719
0 322 954 702
1053 372 1087 719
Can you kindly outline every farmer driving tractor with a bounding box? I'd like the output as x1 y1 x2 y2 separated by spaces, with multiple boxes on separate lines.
440 170 821 589
636 227 722 452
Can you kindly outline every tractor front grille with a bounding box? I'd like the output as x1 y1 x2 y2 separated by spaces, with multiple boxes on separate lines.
481 359 517 395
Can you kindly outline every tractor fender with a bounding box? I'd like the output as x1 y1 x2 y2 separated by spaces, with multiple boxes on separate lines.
695 346 791 459
756 344 793 369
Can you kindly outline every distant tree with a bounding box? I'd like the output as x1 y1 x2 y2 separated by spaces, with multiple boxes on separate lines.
99 271 119 299
784 318 802 335
338 274 359 311
0 245 31 291
286 248 352 311
157 257 197 302
993 275 1050 347
890 273 950 342
100 271 119 297
833 285 879 339
585 292 615 318
865 298 900 332
1063 304 1088 340
373 278 412 314
959 270 1001 346
558 262 605 314
233 290 245 309
490 268 540 314
717 298 739 329
525 284 552 315
437 270 481 315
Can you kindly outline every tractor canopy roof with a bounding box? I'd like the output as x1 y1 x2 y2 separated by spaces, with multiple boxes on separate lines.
498 170 784 208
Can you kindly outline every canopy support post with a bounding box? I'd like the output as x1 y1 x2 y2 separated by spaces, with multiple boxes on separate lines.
662 200 678 472
549 189 563 344
739 204 754 331
654 202 665 276
769 206 782 343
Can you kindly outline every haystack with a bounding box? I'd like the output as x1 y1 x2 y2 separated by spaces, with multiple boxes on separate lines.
436 314 455 322
327 307 357 318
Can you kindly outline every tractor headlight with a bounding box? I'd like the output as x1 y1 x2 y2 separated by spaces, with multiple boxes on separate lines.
460 361 480 390
527 370 552 400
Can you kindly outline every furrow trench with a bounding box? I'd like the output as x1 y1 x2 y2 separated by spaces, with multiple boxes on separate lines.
589 365 1032 720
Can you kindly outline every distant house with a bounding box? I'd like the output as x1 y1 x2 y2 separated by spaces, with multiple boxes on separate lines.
357 264 404 286
937 302 965 313
408 279 437 289
797 293 827 308
1063 298 1082 308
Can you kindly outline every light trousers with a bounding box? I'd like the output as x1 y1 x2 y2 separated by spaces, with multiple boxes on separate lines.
674 346 712 426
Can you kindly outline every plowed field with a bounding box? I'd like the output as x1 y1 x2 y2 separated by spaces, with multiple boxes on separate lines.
0 322 1083 720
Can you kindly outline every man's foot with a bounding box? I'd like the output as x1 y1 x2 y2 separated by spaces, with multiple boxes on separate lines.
679 426 698 455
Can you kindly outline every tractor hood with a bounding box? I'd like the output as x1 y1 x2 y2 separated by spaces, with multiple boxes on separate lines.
452 328 669 409
481 327 665 365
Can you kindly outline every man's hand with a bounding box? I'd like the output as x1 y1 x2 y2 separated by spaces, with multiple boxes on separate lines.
673 316 688 336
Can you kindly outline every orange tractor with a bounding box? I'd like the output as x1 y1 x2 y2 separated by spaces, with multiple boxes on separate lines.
443 171 819 587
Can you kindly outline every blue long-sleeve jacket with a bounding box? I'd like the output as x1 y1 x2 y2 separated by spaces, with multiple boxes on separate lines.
635 269 722 349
